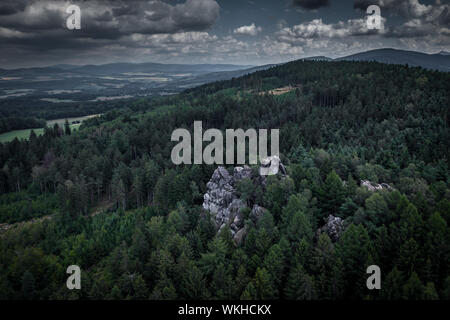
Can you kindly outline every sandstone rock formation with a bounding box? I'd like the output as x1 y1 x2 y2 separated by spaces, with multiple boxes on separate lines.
259 155 287 176
202 158 286 245
202 166 252 234
200 157 359 246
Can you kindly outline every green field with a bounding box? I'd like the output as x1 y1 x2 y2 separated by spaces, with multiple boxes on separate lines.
0 114 100 143
46 114 100 126
0 128 44 143
0 123 81 143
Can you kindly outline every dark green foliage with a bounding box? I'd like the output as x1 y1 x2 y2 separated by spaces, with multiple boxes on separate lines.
317 170 346 220
337 224 372 299
284 264 316 300
21 271 36 300
0 117 46 134
0 60 448 300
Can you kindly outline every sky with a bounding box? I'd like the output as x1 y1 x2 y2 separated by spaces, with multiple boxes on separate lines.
0 0 449 68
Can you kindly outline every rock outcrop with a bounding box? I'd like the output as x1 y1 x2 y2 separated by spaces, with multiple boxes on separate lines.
203 166 252 234
317 215 344 241
259 155 287 176
360 180 394 192
202 158 286 245
249 205 266 223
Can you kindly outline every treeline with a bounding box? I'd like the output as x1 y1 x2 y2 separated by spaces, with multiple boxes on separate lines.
0 97 142 122
0 117 46 134
0 60 448 300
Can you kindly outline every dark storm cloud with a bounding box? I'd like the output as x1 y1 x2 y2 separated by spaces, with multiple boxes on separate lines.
0 0 221 65
0 0 220 36
438 6 450 28
111 3 139 17
0 2 26 16
292 0 329 10
353 0 432 18
0 0 448 68
0 0 223 68
353 0 378 11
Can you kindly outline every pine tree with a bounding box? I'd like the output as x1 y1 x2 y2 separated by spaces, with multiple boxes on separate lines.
337 223 372 298
132 172 144 208
318 170 346 220
143 159 160 205
180 264 208 299
291 163 307 191
280 194 308 230
263 244 285 291
423 282 438 300
286 210 313 246
426 212 448 282
237 178 255 206
243 268 276 300
346 174 358 197
211 263 233 299
64 119 71 135
132 275 149 300
284 263 316 300
311 233 343 299
130 226 149 261
442 276 450 300
402 272 424 300
364 192 389 234
397 238 422 275
112 171 126 210
21 270 35 300
234 265 249 299
382 267 404 300
110 285 122 300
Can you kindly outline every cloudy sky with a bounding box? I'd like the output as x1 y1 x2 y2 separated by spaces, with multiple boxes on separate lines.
0 0 448 68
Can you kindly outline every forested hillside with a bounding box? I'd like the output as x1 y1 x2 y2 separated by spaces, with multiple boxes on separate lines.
0 60 449 300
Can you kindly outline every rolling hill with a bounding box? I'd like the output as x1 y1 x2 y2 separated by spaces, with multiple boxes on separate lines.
302 48 450 72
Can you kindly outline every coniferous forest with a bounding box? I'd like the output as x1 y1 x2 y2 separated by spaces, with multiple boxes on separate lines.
0 60 449 300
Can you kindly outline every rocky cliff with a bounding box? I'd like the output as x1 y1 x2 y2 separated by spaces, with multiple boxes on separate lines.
202 157 286 245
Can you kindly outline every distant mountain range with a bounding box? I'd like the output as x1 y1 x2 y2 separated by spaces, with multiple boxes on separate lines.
0 62 254 77
303 48 450 72
1 48 448 107
303 56 333 61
